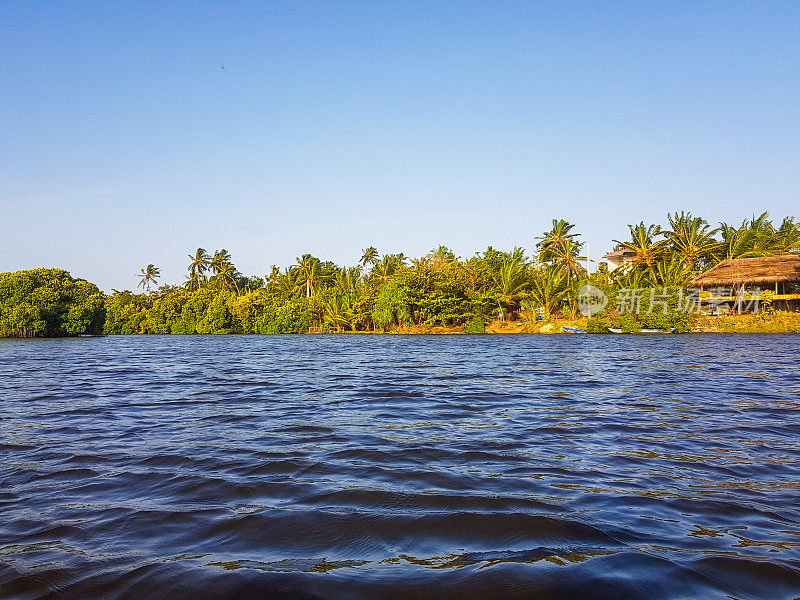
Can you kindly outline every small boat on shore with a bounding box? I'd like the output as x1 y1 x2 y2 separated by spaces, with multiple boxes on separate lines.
562 326 587 334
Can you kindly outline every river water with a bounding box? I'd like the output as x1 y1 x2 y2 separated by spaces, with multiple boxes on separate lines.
1 335 799 599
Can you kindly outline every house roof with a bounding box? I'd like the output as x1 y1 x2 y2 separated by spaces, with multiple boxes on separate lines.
602 249 637 260
690 255 800 286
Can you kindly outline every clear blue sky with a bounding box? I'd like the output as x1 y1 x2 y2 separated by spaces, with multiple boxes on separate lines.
2 1 799 291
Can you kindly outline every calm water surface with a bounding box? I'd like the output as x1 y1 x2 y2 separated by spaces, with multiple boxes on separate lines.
1 335 800 599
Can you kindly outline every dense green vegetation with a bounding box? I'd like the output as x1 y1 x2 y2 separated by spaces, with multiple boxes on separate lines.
2 212 799 336
0 269 105 337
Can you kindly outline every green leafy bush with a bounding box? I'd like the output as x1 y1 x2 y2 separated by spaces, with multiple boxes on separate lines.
255 298 312 334
372 280 413 330
462 315 486 334
642 311 671 330
586 315 612 333
619 313 643 333
668 311 691 333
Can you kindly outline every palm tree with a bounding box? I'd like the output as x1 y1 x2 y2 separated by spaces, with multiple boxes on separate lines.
371 254 407 283
275 268 300 296
333 266 362 299
612 264 650 290
187 248 210 290
664 212 718 270
430 245 456 268
536 219 579 262
717 212 775 259
493 255 529 321
719 221 760 260
214 261 240 294
613 222 665 266
550 238 586 284
295 254 322 297
209 249 240 293
322 292 355 332
536 219 585 283
767 217 800 255
137 264 161 293
388 252 407 267
372 261 394 283
528 266 569 315
360 247 379 269
267 265 281 287
647 255 692 287
211 249 232 275
410 256 430 270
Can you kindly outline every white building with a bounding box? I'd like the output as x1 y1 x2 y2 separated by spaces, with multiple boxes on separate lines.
601 249 638 272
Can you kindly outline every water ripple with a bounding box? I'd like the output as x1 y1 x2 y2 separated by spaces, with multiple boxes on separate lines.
1 335 800 599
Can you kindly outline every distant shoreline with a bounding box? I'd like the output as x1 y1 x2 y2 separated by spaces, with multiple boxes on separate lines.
34 314 800 337
377 314 800 334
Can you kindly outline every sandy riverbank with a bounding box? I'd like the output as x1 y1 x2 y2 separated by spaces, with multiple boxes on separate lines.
351 313 800 334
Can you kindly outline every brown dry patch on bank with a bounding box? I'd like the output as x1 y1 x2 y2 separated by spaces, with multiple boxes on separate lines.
363 317 592 335
487 317 589 334
389 324 464 335
486 321 527 334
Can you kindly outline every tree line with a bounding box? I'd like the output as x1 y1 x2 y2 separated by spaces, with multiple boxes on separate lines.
0 269 105 337
2 212 798 337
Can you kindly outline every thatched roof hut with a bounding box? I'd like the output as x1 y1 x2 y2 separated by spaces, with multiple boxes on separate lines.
691 255 800 287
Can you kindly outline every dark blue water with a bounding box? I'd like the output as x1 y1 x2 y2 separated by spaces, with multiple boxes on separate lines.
1 335 800 599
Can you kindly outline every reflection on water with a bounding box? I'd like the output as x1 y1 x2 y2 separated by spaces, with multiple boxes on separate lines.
1 335 800 599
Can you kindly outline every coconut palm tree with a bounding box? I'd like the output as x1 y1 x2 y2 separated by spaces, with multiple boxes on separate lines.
429 245 456 268
550 238 586 284
612 263 650 290
214 261 240 294
717 212 777 259
211 249 233 275
295 254 322 297
749 211 773 238
137 264 161 293
536 219 585 283
389 253 407 267
267 265 281 287
360 247 379 269
613 222 665 266
207 250 240 293
528 265 569 315
718 221 760 260
664 212 718 270
647 255 692 287
275 268 300 296
322 292 354 332
334 266 362 299
371 254 407 283
492 255 529 320
767 217 800 255
410 256 429 270
371 260 394 283
187 248 210 290
536 219 579 262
